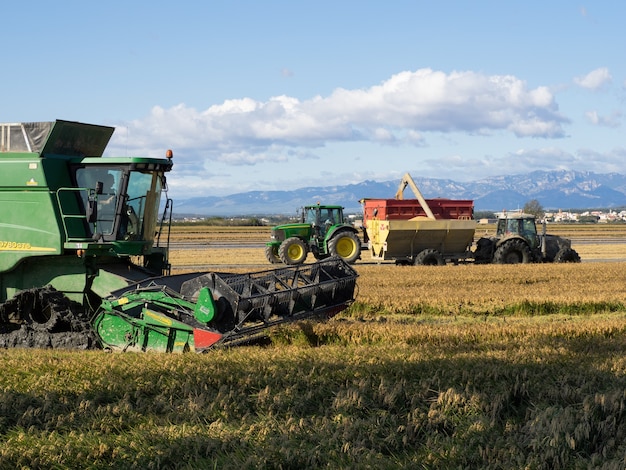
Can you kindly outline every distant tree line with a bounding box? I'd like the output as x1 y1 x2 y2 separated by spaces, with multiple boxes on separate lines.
172 217 267 226
174 199 626 226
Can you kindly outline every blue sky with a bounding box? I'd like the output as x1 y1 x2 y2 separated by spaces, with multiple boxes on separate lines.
3 2 625 199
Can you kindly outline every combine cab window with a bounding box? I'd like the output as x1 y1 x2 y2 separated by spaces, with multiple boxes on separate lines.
76 167 123 238
123 171 162 241
75 166 163 242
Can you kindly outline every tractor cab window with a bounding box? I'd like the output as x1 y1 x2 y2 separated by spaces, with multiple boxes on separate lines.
306 207 342 238
305 207 318 225
506 219 519 234
521 218 537 236
319 208 338 226
320 207 343 225
521 218 539 248
319 208 342 237
497 218 519 236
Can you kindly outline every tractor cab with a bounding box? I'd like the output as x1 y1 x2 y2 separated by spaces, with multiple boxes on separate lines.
304 205 344 238
495 213 540 250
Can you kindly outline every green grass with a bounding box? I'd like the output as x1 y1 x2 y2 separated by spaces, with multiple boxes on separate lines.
346 298 626 318
2 312 626 469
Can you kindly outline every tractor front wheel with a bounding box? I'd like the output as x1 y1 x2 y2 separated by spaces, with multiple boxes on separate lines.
328 232 361 264
265 244 281 264
279 237 308 265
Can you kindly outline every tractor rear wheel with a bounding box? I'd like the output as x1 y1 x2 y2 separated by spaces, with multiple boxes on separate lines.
265 244 281 263
555 247 581 263
328 232 361 264
414 249 445 266
493 239 532 264
279 237 308 265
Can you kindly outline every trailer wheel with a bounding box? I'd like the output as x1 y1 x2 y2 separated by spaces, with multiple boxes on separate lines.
414 249 445 266
555 247 581 263
265 244 281 263
474 237 495 264
279 237 308 265
328 232 361 264
493 239 531 264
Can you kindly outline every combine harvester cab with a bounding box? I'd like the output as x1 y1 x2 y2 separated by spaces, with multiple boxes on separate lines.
0 120 357 351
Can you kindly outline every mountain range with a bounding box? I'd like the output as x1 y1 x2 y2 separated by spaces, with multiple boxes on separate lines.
173 170 626 217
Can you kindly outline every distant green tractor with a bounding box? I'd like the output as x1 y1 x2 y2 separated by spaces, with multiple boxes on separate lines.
266 204 361 265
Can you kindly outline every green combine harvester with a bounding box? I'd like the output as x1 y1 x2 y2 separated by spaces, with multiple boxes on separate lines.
0 120 357 352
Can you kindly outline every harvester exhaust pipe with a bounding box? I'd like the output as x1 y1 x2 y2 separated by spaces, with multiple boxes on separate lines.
541 219 547 258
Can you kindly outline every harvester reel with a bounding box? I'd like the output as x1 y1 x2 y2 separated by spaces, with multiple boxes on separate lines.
279 237 308 264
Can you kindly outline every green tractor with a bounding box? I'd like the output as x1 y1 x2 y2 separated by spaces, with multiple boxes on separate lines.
474 212 581 264
0 120 358 352
266 204 361 265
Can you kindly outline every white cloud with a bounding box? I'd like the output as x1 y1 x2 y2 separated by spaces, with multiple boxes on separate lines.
504 146 626 174
573 67 612 90
104 68 575 197
318 70 566 138
585 110 622 128
110 68 568 159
